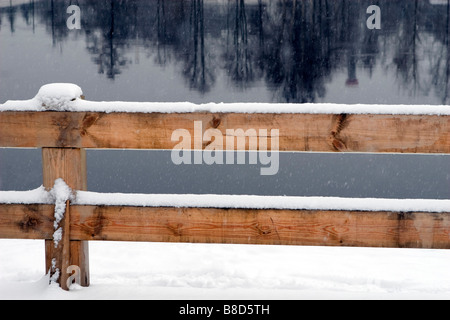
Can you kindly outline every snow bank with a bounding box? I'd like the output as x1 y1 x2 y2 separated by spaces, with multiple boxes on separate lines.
35 83 83 111
1 84 450 115
0 186 52 204
50 179 74 249
50 179 73 228
1 187 450 213
73 191 450 213
1 83 83 112
64 100 450 115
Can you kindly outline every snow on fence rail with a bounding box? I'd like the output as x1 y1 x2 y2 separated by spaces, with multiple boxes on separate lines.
0 83 450 291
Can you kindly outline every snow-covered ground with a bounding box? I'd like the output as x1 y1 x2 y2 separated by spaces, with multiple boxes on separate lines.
0 240 449 300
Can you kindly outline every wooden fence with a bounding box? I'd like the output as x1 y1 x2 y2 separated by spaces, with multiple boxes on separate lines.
1 109 450 290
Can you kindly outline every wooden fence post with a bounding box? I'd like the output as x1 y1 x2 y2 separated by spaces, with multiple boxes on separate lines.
42 148 90 290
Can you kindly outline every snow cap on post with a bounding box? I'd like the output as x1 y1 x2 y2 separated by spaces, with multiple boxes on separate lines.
35 83 84 111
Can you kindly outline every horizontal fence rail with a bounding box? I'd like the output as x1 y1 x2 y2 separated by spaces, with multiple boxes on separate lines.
1 203 450 249
1 90 450 290
0 111 449 153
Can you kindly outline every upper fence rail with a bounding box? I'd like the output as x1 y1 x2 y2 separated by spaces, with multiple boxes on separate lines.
1 84 449 153
0 111 449 153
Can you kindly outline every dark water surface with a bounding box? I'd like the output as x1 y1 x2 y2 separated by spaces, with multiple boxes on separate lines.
0 0 449 198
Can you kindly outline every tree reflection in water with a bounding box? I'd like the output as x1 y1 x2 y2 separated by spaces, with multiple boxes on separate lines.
2 0 450 103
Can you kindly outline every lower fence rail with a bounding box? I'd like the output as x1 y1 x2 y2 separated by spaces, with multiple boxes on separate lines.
1 202 449 289
2 203 450 248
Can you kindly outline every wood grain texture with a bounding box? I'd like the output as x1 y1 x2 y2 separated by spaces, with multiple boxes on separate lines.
42 148 87 192
42 148 89 288
69 206 450 249
0 204 54 240
0 112 449 153
59 201 72 290
69 240 90 287
1 204 449 249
